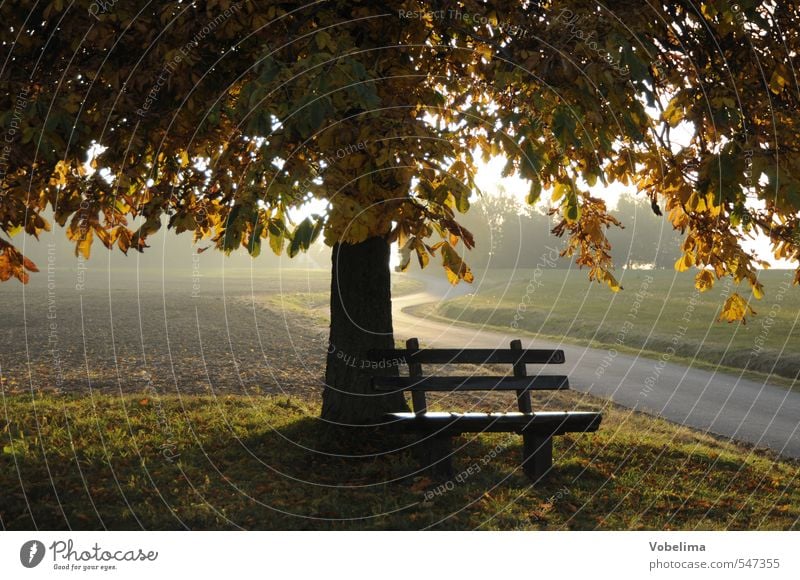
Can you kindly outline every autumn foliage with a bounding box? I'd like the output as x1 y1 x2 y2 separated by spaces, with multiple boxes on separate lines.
1 1 798 321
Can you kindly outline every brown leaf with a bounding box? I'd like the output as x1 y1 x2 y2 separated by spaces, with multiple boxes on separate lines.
410 477 434 492
22 257 39 273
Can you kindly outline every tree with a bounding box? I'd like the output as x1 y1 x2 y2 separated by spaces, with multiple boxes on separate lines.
1 1 799 423
606 194 684 269
457 186 557 270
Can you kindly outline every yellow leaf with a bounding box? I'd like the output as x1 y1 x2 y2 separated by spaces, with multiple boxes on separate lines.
440 242 473 284
686 191 707 212
718 293 755 324
476 44 492 60
551 181 570 203
603 271 622 292
662 96 685 128
674 252 694 272
75 229 93 260
769 69 786 95
695 270 714 292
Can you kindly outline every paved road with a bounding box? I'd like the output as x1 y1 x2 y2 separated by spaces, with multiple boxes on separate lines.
392 277 800 460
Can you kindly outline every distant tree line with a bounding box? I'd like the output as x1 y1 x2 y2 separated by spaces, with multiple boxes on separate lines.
458 189 683 270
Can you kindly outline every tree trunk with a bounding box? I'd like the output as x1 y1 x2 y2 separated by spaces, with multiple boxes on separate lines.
321 236 409 424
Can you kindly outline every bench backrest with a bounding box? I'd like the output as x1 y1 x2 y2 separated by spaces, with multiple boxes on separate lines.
369 338 567 414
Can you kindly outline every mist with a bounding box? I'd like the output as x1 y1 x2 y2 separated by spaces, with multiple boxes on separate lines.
5 212 333 293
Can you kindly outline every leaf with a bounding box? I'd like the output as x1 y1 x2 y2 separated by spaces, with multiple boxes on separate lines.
97 224 123 248
751 282 764 300
440 242 474 284
475 44 492 60
22 257 39 273
551 107 577 150
769 69 787 95
552 181 570 203
315 30 331 51
449 160 467 178
414 239 429 269
527 179 542 205
268 219 286 255
453 186 470 213
410 477 435 493
117 228 133 254
718 292 755 324
674 252 694 272
695 270 714 292
564 194 580 222
397 239 412 272
287 217 315 258
269 231 284 255
662 95 685 127
247 222 263 258
75 229 93 260
601 271 622 292
0 248 15 282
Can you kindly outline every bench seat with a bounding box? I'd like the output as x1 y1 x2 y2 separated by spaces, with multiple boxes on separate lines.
385 411 602 435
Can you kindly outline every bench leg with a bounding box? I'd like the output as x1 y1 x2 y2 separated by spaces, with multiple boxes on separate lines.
416 434 454 480
522 434 553 480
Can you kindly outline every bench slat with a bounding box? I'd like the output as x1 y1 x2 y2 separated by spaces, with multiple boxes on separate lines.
372 375 569 392
368 348 565 365
384 411 602 436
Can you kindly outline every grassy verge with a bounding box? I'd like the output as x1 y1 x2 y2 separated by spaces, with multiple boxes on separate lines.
2 392 797 530
417 269 800 390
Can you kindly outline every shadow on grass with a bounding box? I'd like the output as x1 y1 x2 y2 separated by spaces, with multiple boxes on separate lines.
1 394 797 530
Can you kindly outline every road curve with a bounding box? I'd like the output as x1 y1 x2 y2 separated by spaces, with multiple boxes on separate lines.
392 276 800 460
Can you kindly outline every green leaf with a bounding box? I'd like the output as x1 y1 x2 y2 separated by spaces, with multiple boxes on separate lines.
222 205 244 254
268 219 286 255
564 196 580 222
551 106 578 151
247 222 263 258
287 217 315 258
526 179 542 205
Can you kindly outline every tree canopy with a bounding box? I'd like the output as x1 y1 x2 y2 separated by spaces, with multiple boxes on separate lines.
2 0 799 322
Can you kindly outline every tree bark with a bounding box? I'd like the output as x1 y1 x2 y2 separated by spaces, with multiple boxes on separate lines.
321 236 409 424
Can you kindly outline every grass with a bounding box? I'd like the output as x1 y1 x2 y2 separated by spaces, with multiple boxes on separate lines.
2 391 797 530
415 269 800 389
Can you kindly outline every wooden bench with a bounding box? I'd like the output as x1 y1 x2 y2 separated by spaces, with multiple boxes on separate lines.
369 338 602 480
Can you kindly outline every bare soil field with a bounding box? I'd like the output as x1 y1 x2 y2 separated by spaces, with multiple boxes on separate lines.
0 271 333 399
